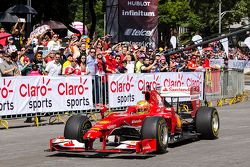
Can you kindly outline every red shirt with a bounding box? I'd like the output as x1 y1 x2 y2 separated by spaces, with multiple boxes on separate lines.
188 60 197 70
202 58 210 68
105 55 116 74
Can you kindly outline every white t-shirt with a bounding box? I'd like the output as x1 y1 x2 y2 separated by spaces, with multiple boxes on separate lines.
45 60 62 76
47 40 61 51
126 61 135 74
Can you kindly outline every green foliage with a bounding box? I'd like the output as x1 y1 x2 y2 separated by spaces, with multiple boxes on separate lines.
1 0 249 42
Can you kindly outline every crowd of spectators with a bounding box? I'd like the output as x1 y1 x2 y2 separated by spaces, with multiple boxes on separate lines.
0 21 249 77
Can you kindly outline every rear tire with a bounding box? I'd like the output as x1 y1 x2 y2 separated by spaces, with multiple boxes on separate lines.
141 117 168 153
64 115 92 142
195 107 219 139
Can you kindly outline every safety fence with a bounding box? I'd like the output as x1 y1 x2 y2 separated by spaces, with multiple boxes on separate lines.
205 69 247 107
0 70 247 129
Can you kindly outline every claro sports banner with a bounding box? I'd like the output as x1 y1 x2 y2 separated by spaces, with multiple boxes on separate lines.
118 0 158 48
108 72 204 108
0 76 93 116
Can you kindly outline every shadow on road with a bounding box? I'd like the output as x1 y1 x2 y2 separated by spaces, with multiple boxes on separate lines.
168 138 199 148
47 152 157 160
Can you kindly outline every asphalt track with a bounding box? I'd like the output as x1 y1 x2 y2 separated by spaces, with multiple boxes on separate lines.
1 100 250 167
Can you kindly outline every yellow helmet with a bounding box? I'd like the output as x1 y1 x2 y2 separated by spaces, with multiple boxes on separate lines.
136 100 150 113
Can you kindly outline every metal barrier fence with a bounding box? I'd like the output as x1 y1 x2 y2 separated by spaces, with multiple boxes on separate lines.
0 70 247 129
204 69 247 106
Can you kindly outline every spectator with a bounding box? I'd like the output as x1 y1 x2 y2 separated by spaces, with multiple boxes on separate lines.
119 60 128 73
0 53 20 76
62 53 74 74
10 51 21 75
170 56 177 72
159 56 168 72
141 57 157 73
33 51 46 75
96 52 106 75
0 50 4 64
188 55 198 71
79 43 87 56
86 47 98 75
86 47 99 103
0 27 8 47
6 37 17 53
178 60 190 72
77 54 89 75
115 55 122 73
105 51 117 74
124 52 135 73
45 53 62 76
28 64 42 76
11 19 25 50
47 34 61 51
44 51 56 63
135 53 145 73
21 56 32 76
64 61 81 76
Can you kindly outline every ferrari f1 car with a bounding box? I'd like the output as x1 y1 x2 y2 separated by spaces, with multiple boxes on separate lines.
49 86 219 154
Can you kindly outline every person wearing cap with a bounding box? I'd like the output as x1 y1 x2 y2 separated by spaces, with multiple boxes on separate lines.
188 55 198 71
20 56 32 76
0 53 20 77
105 51 117 74
135 53 145 73
6 37 17 54
62 53 74 73
147 48 154 57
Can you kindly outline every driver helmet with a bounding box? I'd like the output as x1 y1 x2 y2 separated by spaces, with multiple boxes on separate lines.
136 100 150 113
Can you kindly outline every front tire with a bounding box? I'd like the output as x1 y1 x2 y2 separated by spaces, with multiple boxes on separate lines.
141 117 168 153
196 107 219 139
64 115 92 142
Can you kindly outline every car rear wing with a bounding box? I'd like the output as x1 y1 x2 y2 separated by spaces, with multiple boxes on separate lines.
160 86 200 101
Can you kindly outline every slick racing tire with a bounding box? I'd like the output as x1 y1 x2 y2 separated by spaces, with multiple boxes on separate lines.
141 117 168 154
195 107 219 139
64 115 92 143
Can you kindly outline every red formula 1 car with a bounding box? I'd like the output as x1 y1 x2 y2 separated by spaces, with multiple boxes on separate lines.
49 86 219 154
